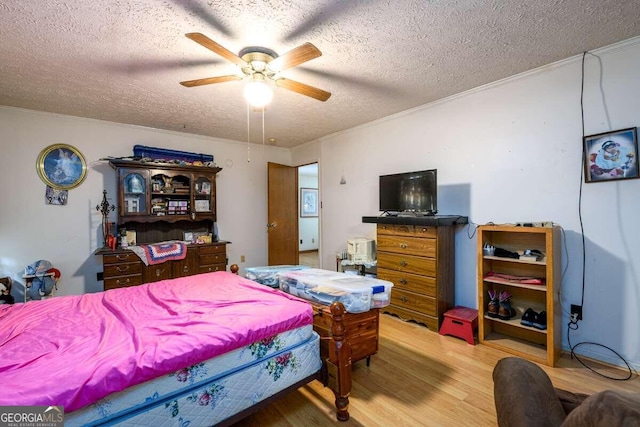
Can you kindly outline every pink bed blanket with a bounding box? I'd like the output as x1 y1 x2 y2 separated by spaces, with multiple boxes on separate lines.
0 272 313 412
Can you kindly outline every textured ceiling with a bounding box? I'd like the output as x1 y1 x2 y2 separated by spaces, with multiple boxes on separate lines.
1 1 640 148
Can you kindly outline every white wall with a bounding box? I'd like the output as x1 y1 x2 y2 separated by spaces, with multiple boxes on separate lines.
298 39 640 369
0 108 291 296
298 171 319 251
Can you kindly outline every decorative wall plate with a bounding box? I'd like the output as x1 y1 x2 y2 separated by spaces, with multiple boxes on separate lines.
36 144 87 190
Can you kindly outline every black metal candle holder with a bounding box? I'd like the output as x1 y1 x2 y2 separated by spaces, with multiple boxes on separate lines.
96 190 115 248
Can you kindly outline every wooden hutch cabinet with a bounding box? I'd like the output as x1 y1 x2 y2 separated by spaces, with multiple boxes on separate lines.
98 159 229 290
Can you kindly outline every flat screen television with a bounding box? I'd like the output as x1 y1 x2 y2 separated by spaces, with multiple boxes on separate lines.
379 169 437 215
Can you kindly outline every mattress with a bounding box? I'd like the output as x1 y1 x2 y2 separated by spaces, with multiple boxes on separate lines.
66 325 320 426
0 272 313 412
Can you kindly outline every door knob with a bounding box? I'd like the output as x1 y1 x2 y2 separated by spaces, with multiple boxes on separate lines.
267 223 277 228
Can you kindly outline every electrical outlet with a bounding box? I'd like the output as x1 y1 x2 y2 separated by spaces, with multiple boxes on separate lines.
240 255 245 263
97 272 104 281
570 304 583 321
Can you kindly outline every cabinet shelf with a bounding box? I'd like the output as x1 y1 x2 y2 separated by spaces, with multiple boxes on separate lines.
482 332 548 363
482 314 547 334
478 225 560 367
483 277 547 292
483 255 546 265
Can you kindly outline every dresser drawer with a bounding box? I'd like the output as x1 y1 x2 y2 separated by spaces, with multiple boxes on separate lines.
199 253 227 266
198 245 226 255
104 274 143 290
103 252 139 264
144 264 173 283
377 224 437 238
377 252 436 276
377 268 436 297
198 264 226 273
377 235 436 258
390 288 436 316
104 261 142 278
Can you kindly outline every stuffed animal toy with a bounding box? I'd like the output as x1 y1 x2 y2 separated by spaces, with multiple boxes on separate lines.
24 260 60 300
0 278 15 305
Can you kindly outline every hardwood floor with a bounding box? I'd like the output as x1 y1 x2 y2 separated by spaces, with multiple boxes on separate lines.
299 250 320 268
234 313 639 426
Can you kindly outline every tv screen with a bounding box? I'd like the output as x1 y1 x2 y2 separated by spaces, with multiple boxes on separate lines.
379 169 437 215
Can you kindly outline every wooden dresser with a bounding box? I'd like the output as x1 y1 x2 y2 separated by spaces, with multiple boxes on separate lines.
311 302 379 366
363 215 465 331
101 242 228 291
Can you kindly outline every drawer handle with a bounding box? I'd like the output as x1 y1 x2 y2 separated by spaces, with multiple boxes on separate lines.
155 268 166 277
400 261 408 267
400 243 408 249
420 227 429 233
116 278 130 285
183 265 189 272
116 254 131 260
400 296 408 303
116 266 130 273
399 278 408 285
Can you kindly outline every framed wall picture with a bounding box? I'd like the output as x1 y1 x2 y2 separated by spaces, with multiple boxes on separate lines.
300 188 318 217
36 144 88 190
584 127 639 183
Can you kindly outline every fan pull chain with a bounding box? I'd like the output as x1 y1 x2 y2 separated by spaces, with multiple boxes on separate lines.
262 107 266 158
246 102 251 163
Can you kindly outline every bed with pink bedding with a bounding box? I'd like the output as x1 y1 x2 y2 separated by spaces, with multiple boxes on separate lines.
0 271 351 426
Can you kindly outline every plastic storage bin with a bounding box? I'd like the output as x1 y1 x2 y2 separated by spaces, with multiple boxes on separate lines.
278 268 393 313
245 265 310 287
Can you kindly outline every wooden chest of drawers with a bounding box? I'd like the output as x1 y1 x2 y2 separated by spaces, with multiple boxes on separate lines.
100 242 228 290
311 302 379 365
376 223 455 331
103 252 143 290
198 244 227 273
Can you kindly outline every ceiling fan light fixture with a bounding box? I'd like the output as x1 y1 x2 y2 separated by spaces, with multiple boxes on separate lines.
244 79 273 108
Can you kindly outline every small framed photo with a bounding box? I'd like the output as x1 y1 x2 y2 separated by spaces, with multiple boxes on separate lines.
125 230 137 246
195 199 210 212
183 231 194 242
584 127 638 183
300 188 319 217
201 181 211 195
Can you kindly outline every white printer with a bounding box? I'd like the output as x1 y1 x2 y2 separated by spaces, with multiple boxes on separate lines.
347 238 376 263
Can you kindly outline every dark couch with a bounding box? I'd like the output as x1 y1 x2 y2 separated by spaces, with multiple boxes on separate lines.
492 357 640 427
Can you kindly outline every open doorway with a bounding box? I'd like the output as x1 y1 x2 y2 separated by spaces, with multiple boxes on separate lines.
298 163 319 268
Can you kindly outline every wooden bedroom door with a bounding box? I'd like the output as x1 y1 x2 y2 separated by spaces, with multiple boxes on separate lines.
267 162 299 265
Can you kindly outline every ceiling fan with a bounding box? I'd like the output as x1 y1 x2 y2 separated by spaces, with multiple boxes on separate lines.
179 33 331 102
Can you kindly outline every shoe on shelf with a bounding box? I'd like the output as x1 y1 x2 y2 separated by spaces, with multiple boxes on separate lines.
532 311 547 330
487 289 500 318
497 291 516 320
520 308 537 327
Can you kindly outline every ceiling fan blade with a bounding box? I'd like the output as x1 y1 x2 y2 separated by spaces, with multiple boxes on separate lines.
275 78 331 102
283 0 358 42
185 33 248 68
172 0 233 37
180 75 243 87
269 43 322 72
